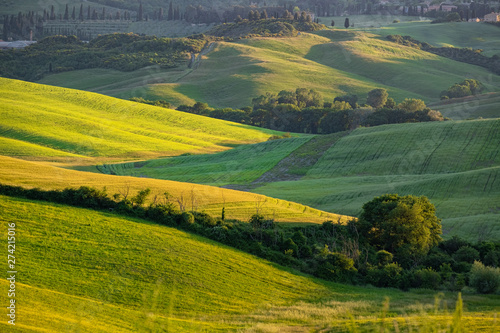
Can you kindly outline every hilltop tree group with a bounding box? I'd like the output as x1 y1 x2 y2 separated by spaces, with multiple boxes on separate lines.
173 87 444 134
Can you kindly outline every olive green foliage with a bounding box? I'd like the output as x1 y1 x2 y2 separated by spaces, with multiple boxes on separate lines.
357 194 442 262
440 79 484 100
207 18 324 39
366 88 388 108
0 33 205 81
176 88 443 134
469 261 500 294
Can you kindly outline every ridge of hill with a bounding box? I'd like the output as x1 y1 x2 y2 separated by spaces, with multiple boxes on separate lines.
255 119 500 241
37 29 500 110
0 155 349 223
107 119 500 241
1 194 498 332
0 78 279 164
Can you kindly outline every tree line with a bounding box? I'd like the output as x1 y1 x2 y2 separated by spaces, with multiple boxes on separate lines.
1 184 498 294
169 88 444 134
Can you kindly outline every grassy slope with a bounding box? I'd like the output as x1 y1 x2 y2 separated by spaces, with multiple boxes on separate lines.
0 155 348 223
102 137 314 185
38 26 500 110
254 119 500 241
0 78 278 163
1 195 498 332
372 21 500 56
120 118 500 241
429 92 500 120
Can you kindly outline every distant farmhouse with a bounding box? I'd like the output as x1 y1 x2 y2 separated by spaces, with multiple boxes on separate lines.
484 12 500 22
427 3 458 12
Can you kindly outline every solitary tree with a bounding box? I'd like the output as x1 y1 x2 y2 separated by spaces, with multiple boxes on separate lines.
138 3 143 21
367 88 388 109
357 194 442 261
344 17 350 28
331 20 335 27
168 1 173 21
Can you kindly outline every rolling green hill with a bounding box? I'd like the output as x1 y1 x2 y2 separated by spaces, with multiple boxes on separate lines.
371 21 500 57
0 155 348 223
110 119 500 241
255 119 500 241
99 136 314 186
429 92 500 120
0 78 279 163
38 29 500 111
1 195 498 332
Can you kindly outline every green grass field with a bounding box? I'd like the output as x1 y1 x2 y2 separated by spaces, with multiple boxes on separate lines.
1 195 498 332
255 119 500 241
430 92 500 119
0 78 279 163
371 20 500 56
116 118 500 241
38 26 500 110
0 155 348 223
102 136 313 185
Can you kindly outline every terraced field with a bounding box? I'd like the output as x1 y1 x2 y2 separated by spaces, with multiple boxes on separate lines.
0 78 278 163
1 195 498 332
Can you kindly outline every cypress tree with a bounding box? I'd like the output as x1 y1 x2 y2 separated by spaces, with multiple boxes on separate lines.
138 3 143 21
64 4 69 20
79 4 83 20
71 6 76 20
168 1 173 20
344 17 349 28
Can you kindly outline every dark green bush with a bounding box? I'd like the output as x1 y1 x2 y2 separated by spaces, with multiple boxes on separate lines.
453 246 481 264
469 261 500 294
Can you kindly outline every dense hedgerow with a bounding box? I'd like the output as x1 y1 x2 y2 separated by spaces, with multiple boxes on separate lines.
1 183 499 292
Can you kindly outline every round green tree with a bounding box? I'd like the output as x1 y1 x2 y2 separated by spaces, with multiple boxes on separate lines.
357 194 442 259
367 88 389 109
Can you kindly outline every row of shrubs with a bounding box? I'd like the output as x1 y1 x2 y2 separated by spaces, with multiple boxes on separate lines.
1 184 498 293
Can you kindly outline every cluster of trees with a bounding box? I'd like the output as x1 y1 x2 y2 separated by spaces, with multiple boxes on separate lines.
2 184 498 294
2 12 44 41
440 79 484 100
207 15 323 39
387 35 500 77
2 5 136 41
171 88 443 134
0 33 205 81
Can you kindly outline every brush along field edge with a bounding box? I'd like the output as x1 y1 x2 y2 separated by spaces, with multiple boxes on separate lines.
0 155 350 223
